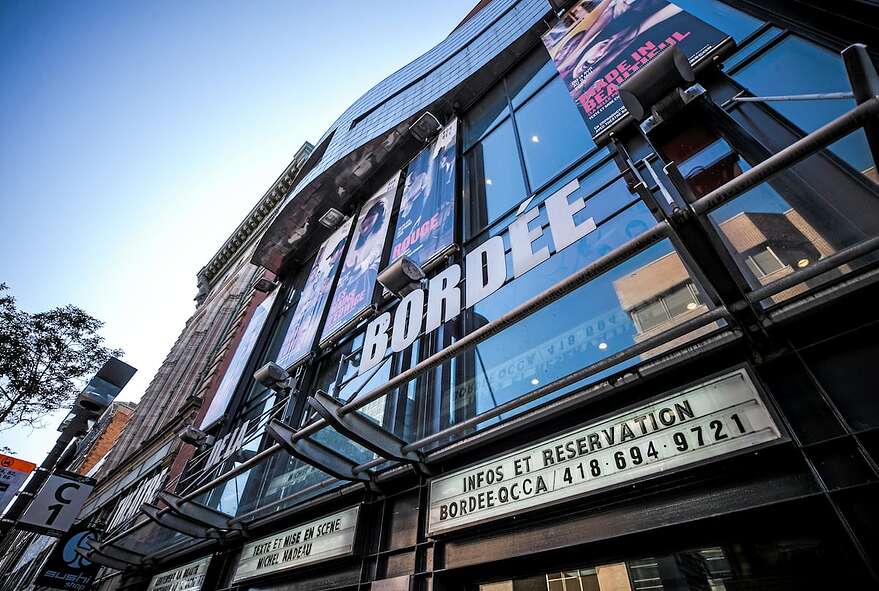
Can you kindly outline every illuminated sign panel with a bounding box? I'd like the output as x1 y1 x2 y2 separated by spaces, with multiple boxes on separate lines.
232 505 359 583
427 370 782 535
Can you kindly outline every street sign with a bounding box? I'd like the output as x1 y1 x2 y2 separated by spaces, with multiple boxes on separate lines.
35 521 103 590
0 454 37 514
17 472 95 536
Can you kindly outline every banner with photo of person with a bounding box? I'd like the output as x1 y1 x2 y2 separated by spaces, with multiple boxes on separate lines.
320 174 400 344
200 289 278 429
388 119 457 269
541 0 729 139
276 219 353 369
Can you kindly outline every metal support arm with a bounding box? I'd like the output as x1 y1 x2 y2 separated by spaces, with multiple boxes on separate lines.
308 391 425 469
266 419 376 487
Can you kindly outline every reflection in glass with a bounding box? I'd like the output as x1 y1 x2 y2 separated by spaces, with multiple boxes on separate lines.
466 118 528 229
671 0 762 42
515 77 594 190
735 35 878 185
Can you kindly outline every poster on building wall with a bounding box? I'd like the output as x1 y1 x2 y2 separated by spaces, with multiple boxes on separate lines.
200 290 278 430
388 119 457 270
541 0 730 140
276 218 353 369
35 521 103 591
320 174 400 344
0 454 36 514
146 555 212 591
427 369 782 535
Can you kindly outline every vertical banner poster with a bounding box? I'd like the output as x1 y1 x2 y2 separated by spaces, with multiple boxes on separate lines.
320 174 400 343
276 218 353 369
201 289 279 429
0 454 36 514
35 521 103 591
541 0 730 139
389 119 457 269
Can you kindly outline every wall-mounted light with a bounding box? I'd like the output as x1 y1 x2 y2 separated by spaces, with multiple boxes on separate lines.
254 362 293 394
377 256 426 298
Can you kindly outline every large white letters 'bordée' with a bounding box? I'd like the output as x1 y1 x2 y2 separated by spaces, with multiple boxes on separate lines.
359 178 595 375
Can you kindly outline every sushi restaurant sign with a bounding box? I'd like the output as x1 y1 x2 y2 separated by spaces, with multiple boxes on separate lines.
427 369 782 535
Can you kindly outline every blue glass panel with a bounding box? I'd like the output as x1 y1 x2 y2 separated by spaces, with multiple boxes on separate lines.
507 46 556 108
671 0 762 42
466 118 529 228
463 83 510 150
515 77 595 190
734 35 874 177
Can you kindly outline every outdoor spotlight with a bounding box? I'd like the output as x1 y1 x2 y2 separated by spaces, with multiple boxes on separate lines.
253 277 278 293
318 207 347 229
179 425 208 446
619 46 695 123
377 255 426 298
409 112 442 143
254 361 292 392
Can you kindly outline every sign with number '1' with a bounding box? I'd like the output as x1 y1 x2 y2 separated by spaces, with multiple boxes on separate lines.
18 472 96 537
427 369 783 535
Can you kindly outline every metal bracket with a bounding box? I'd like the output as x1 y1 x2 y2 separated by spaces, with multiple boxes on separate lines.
267 419 377 488
308 391 426 472
91 541 146 565
77 546 140 571
139 503 224 540
158 492 244 534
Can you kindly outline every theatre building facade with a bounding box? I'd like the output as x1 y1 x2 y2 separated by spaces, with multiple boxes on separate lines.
83 0 879 589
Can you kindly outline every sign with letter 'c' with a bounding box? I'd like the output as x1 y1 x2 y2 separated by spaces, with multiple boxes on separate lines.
18 472 95 537
428 369 782 535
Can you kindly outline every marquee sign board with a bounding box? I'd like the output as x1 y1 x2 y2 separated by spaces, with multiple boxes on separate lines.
18 472 96 537
427 369 782 535
146 555 213 591
232 505 360 583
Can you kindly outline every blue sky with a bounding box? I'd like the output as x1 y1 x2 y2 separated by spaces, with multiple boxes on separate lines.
0 0 477 461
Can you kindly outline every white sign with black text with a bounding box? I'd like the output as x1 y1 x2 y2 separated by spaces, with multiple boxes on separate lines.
146 555 212 591
18 473 95 536
428 369 782 535
232 505 360 583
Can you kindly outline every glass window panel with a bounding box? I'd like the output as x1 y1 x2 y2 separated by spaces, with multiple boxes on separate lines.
706 136 879 305
436 238 715 440
464 83 510 150
665 283 700 318
735 35 877 183
507 46 556 108
671 0 763 42
634 300 668 332
515 77 595 189
466 118 528 230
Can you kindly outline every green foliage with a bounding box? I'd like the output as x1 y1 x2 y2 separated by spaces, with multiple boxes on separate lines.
0 283 123 431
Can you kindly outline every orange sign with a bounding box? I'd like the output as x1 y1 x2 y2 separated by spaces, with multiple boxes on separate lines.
0 454 37 474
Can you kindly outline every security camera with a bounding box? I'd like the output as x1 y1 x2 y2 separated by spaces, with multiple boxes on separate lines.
254 362 292 392
377 256 426 298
